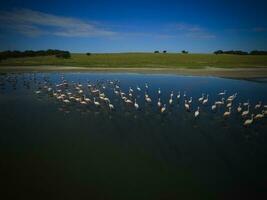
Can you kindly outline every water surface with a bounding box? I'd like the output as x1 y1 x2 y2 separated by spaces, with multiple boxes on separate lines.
1 72 267 199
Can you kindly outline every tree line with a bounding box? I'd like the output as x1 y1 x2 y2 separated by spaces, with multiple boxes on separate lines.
214 50 267 55
0 49 71 61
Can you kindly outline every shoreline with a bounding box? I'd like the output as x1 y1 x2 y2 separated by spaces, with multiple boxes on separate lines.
1 66 267 78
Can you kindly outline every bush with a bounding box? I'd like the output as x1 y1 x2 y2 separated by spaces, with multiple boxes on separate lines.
181 50 188 54
0 49 71 60
154 51 159 53
163 50 167 53
86 52 91 56
250 50 267 55
214 50 248 55
55 51 71 59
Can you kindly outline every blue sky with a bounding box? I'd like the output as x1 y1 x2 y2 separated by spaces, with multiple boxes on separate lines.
0 0 267 53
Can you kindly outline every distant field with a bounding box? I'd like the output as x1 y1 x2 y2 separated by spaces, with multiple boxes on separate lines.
1 53 267 68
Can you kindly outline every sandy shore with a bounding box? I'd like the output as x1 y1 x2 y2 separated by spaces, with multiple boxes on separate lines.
1 66 267 78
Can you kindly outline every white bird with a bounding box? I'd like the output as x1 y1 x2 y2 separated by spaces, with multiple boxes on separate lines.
255 101 262 109
223 107 231 117
145 96 152 103
63 99 70 104
243 100 249 106
93 97 100 107
125 99 133 104
188 97 193 104
215 98 224 105
226 102 232 108
169 96 173 105
237 103 242 113
227 93 237 102
177 91 181 99
241 105 250 117
211 104 216 111
184 100 190 111
84 95 91 103
157 98 162 107
161 104 166 113
158 88 161 95
183 91 187 98
109 103 114 110
203 95 209 105
35 90 41 94
134 99 139 110
218 90 226 96
194 107 200 118
114 89 119 95
137 86 141 91
129 87 134 93
244 114 254 126
80 100 87 105
145 83 148 89
170 91 174 98
254 111 264 120
198 93 204 102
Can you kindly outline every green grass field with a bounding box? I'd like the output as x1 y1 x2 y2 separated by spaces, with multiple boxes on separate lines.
1 53 267 69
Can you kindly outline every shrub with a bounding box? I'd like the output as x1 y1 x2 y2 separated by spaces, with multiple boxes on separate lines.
55 51 71 59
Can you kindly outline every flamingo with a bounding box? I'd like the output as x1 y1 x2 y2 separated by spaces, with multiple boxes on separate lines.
254 111 264 120
161 104 166 113
198 93 204 102
203 95 209 105
244 114 254 126
184 100 190 111
169 96 173 105
226 102 232 108
241 105 250 117
134 99 139 110
255 101 262 109
237 103 242 113
170 91 174 98
243 100 249 106
93 97 100 107
125 99 133 104
223 107 231 117
188 97 193 104
157 98 162 107
194 107 200 118
215 98 224 105
218 90 226 96
177 91 181 99
109 103 114 110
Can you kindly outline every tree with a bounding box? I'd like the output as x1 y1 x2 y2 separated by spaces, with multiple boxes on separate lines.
163 50 167 53
154 51 159 53
55 51 71 59
181 50 188 54
86 52 91 56
214 50 223 55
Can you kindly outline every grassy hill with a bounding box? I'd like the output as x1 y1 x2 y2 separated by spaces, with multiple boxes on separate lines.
1 53 267 69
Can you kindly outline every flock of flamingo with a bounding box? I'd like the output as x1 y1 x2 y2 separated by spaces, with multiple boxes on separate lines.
28 74 267 127
1 73 266 127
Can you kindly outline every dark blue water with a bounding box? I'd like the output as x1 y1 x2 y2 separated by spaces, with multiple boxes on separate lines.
0 72 267 199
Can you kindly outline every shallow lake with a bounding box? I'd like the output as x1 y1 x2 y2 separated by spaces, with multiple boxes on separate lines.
1 72 267 199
